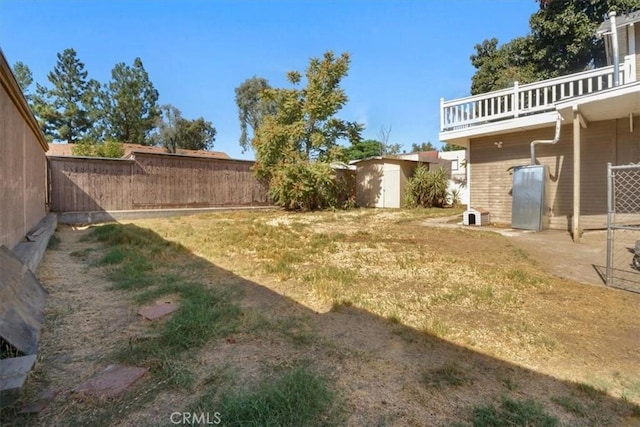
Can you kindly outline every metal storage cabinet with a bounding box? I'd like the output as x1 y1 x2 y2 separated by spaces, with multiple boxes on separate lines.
511 165 548 231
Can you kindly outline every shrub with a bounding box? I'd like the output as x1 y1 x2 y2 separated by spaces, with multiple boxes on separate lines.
268 161 343 210
95 140 125 158
71 139 125 158
449 188 462 207
405 165 449 208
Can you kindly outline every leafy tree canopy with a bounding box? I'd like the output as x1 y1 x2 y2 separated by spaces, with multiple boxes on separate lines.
441 143 466 152
71 139 125 158
153 105 216 153
471 0 640 94
235 76 274 153
252 51 363 182
411 142 437 152
343 139 384 161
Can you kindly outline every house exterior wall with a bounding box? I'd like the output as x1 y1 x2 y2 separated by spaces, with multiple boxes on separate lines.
439 149 469 206
0 60 48 249
468 117 639 230
619 25 629 59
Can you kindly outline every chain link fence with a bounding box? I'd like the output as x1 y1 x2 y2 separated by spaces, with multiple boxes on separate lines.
606 163 640 293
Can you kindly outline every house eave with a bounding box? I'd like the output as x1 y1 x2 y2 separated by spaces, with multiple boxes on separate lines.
438 111 560 145
556 81 640 122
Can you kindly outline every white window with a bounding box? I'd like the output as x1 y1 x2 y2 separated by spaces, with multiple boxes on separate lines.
451 159 459 171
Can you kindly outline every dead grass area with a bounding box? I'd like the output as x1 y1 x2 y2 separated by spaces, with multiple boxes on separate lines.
3 208 640 426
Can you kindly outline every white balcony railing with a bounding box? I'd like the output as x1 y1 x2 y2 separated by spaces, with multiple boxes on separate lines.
440 55 636 132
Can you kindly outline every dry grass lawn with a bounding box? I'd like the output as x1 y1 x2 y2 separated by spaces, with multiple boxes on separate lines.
3 208 640 426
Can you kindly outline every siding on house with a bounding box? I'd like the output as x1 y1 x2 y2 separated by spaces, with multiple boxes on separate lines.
0 54 48 249
468 117 639 230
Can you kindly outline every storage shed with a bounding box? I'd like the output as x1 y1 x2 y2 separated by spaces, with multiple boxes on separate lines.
463 207 490 226
350 157 419 208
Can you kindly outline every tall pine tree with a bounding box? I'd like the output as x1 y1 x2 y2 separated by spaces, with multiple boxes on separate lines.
99 58 159 145
12 61 33 103
32 49 94 143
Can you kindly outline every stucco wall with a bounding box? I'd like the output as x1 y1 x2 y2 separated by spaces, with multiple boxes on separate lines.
0 55 48 249
356 161 384 208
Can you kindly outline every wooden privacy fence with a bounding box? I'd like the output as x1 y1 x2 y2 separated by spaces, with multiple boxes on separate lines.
48 152 270 212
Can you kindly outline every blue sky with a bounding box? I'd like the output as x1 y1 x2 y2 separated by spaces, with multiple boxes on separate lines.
0 0 539 159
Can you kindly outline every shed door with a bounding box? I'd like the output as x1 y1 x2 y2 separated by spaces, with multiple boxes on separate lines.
383 169 401 208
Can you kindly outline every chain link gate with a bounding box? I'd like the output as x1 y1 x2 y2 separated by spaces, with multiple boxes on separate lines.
606 163 640 292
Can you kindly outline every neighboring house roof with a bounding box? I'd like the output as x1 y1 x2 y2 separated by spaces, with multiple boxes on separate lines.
46 143 230 160
596 9 640 34
396 151 440 162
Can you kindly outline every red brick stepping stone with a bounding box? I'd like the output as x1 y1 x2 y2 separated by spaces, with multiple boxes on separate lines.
138 303 178 320
73 365 148 398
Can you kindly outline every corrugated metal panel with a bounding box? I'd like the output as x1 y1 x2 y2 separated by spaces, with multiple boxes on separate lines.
512 165 546 231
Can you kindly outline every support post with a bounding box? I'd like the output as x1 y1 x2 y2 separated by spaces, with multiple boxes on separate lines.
572 108 581 242
513 81 519 118
606 162 613 284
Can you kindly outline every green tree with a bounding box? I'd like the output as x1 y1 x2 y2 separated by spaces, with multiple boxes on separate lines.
176 117 216 151
470 37 539 95
154 105 216 152
31 48 94 143
530 0 640 78
470 0 640 94
441 143 466 152
252 51 363 210
12 61 33 101
99 58 159 145
154 104 182 152
411 142 437 152
235 76 274 152
343 139 383 161
252 51 363 183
